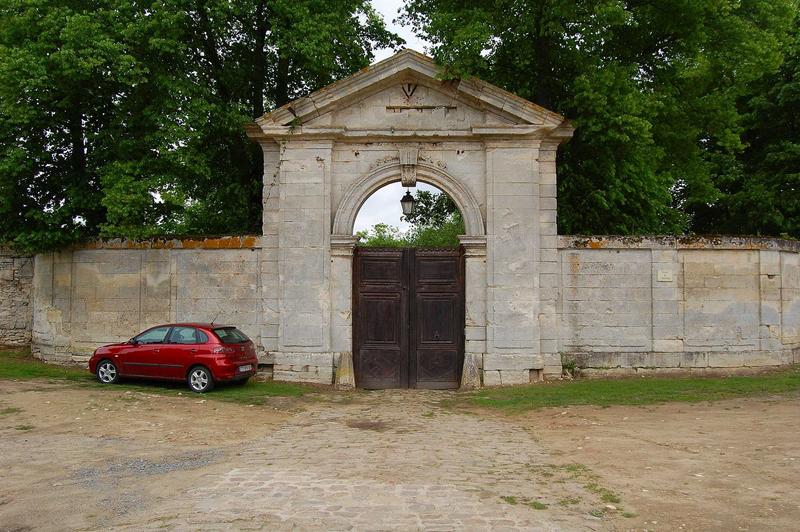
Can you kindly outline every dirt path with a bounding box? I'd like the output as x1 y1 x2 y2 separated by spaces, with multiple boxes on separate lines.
517 394 800 531
1 380 798 531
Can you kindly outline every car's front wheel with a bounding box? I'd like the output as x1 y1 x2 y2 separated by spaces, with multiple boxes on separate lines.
188 366 214 393
96 360 119 384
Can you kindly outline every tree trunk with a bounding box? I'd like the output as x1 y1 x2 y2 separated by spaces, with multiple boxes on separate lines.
68 103 86 178
275 53 290 107
196 1 229 100
532 3 552 109
251 0 269 117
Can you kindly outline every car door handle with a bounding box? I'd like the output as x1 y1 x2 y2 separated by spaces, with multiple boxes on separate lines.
153 348 160 353
190 348 197 353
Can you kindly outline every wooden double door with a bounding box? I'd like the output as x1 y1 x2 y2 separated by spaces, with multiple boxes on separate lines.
353 247 465 389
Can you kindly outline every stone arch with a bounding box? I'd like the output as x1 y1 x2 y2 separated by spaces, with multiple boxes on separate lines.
332 161 485 237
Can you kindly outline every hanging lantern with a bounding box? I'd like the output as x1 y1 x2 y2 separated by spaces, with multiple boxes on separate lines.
400 189 416 216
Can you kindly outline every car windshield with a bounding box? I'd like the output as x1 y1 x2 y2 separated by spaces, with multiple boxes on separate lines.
213 327 250 344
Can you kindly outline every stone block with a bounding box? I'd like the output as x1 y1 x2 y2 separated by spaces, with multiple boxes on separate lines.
539 338 558 354
499 370 530 385
577 367 637 379
482 369 502 386
571 351 623 368
653 339 684 352
273 352 333 368
542 365 563 379
483 353 543 370
706 352 747 368
466 340 486 354
273 365 333 385
464 326 486 341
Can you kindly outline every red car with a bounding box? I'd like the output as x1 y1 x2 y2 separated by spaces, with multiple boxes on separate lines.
88 323 258 393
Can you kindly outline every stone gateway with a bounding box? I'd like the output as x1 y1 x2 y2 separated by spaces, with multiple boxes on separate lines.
16 51 800 386
244 50 572 388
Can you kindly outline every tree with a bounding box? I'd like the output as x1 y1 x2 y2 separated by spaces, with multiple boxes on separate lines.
402 0 796 236
0 0 400 251
401 189 461 228
717 17 800 236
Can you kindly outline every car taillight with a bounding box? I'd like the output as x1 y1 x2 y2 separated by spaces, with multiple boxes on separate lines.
213 346 236 355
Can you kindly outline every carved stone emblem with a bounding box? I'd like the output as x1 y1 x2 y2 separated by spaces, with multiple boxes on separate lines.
399 146 419 187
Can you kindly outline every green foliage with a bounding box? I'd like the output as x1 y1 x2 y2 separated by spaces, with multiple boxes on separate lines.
462 366 800 411
719 16 800 236
402 0 798 236
356 223 408 248
402 189 459 227
0 0 400 252
356 189 465 248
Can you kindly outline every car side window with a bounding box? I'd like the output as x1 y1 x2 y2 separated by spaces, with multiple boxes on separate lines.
169 326 203 345
134 326 171 344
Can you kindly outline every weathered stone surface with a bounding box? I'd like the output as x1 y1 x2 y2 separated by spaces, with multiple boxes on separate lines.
31 244 264 362
0 250 33 346
335 351 355 390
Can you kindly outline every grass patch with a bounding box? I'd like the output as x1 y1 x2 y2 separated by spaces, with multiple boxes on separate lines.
500 495 518 505
0 407 22 416
527 501 548 510
0 349 312 402
558 497 581 506
0 350 90 382
14 424 34 431
622 512 637 518
466 366 800 411
585 482 621 504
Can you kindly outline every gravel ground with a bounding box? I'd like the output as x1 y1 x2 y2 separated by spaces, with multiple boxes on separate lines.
0 380 798 531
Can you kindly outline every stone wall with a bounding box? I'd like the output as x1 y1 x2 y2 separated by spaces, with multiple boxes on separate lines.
558 236 800 375
31 237 262 364
0 249 33 346
19 233 800 380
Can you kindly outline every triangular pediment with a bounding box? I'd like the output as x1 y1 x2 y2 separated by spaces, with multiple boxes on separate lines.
249 50 570 138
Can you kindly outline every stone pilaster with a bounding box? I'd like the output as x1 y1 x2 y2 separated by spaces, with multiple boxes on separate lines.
260 141 281 353
331 235 358 389
459 235 487 389
274 139 335 384
537 141 562 377
760 250 782 351
483 140 540 386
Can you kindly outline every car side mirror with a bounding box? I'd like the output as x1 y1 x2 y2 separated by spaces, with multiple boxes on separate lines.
129 338 138 345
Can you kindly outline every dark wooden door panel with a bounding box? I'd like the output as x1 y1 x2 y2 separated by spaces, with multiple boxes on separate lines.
359 293 402 344
414 349 460 388
353 249 408 389
358 348 404 388
410 250 464 389
417 295 458 343
353 247 463 390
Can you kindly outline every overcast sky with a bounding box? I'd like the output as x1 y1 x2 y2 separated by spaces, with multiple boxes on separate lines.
371 0 430 60
352 1 436 234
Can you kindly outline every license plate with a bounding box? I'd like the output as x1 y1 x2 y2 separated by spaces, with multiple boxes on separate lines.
238 364 253 372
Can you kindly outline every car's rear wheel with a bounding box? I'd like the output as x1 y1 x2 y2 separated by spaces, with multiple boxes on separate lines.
96 360 119 384
188 366 214 393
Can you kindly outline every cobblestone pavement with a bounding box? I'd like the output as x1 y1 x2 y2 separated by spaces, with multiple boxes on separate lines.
123 391 596 531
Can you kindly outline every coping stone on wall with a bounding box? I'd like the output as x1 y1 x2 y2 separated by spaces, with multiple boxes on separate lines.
559 235 800 252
